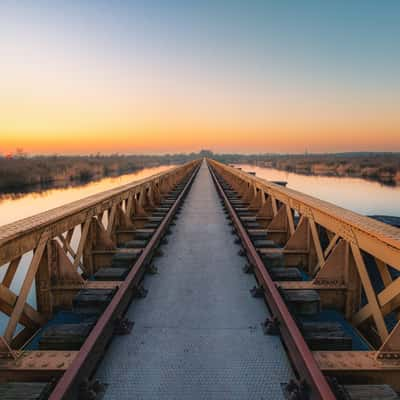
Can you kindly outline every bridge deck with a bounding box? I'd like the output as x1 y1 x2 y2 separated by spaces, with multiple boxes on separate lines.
96 162 293 399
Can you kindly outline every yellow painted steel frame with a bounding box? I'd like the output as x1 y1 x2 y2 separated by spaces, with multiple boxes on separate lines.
208 159 400 361
0 161 199 352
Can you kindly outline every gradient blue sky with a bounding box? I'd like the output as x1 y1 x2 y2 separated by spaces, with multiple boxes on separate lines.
1 1 399 153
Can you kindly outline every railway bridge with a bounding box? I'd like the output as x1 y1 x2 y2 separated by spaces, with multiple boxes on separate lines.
1 159 400 399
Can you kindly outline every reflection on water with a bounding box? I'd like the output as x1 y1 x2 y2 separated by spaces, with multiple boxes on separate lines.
235 164 400 217
0 165 175 334
0 165 175 227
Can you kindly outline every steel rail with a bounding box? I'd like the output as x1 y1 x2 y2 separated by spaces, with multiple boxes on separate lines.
49 162 201 400
0 161 198 265
208 159 400 272
209 163 336 400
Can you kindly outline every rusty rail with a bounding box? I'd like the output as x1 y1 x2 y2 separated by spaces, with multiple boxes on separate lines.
208 157 400 393
0 162 198 265
49 161 201 399
209 163 336 400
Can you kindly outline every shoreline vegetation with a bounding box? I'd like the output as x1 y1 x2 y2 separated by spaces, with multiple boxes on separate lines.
213 152 400 186
0 153 197 194
1 151 400 195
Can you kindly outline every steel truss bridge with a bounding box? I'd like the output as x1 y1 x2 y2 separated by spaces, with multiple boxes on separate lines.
0 159 400 399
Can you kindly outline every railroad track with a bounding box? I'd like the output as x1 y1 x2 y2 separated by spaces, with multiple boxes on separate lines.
209 161 400 400
0 161 201 400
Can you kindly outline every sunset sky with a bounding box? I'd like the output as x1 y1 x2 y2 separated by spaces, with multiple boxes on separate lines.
1 1 399 154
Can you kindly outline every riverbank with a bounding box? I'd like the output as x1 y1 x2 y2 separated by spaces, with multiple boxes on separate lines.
234 163 400 217
0 154 189 193
262 159 400 185
214 153 400 186
0 165 175 227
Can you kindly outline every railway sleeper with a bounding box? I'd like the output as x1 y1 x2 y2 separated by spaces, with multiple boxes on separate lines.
39 322 95 351
73 288 116 315
243 221 264 229
261 251 285 268
282 289 321 316
236 210 256 217
0 382 54 400
93 267 128 281
254 239 278 248
340 384 400 400
160 199 176 206
298 321 353 351
151 211 169 218
115 228 154 244
110 251 141 268
269 267 303 281
121 239 148 249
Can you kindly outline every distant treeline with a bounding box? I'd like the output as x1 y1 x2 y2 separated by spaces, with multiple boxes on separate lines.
0 153 198 192
1 151 400 192
212 152 400 185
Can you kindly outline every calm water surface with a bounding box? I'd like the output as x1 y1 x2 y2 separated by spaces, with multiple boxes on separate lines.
0 165 174 227
236 164 400 217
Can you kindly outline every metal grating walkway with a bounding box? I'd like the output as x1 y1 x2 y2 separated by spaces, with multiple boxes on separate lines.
96 161 293 399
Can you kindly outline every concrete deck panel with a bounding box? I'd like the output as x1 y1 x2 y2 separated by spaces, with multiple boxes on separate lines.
96 161 293 399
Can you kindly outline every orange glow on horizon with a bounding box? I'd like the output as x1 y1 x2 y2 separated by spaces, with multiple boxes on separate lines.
1 56 399 154
1 121 399 155
1 65 399 154
1 2 399 155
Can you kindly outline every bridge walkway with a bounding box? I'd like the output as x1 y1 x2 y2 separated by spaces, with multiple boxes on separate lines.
96 161 293 399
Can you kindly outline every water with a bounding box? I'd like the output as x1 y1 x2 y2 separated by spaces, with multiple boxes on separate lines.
235 164 400 217
0 165 175 227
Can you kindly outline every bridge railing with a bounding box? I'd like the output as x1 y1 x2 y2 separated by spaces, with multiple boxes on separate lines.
208 159 400 354
0 161 198 349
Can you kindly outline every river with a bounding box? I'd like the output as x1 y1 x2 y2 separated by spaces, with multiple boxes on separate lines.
235 164 400 217
0 165 175 227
